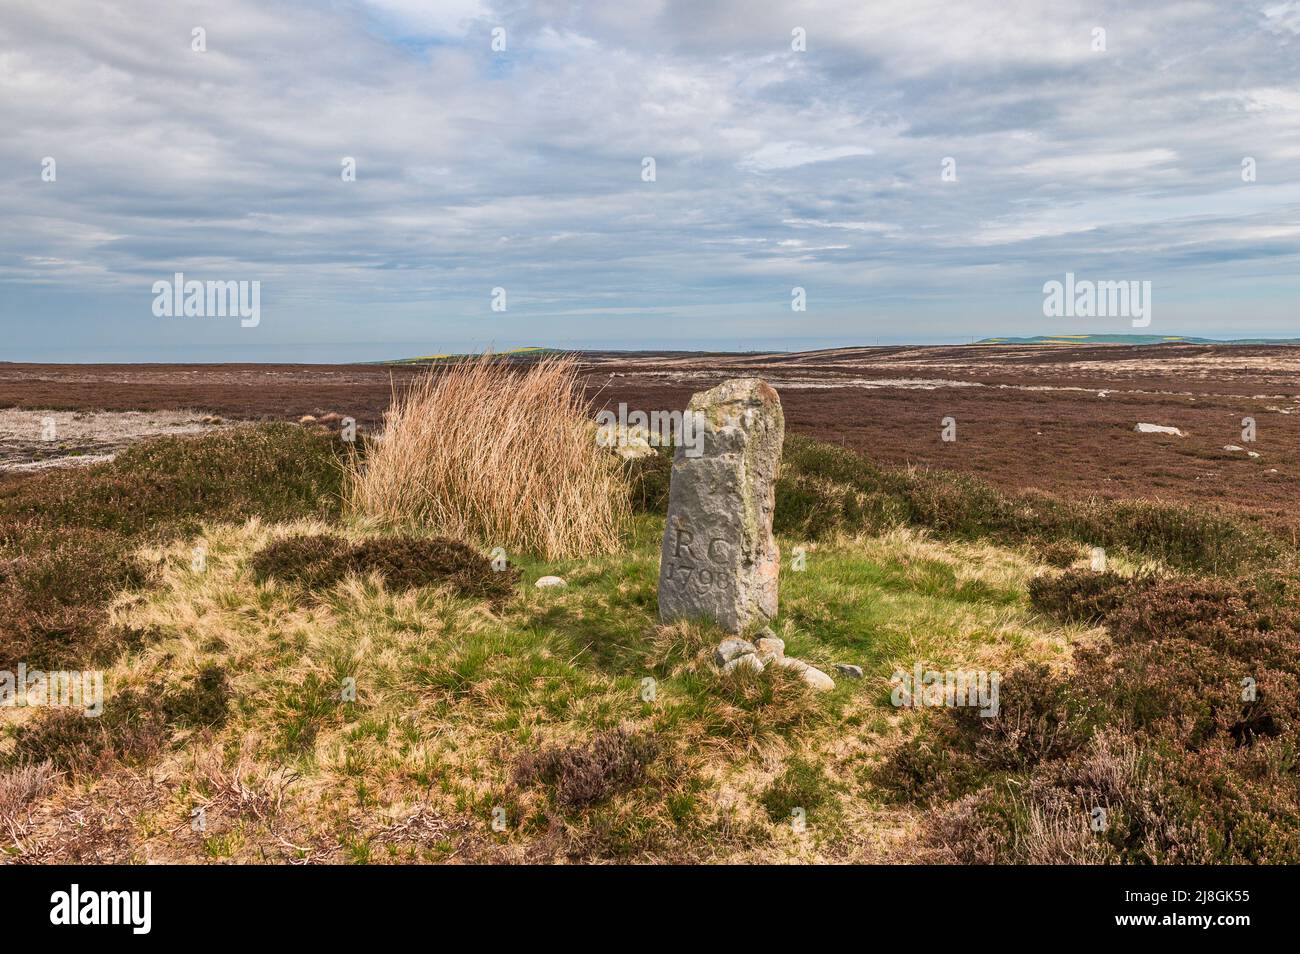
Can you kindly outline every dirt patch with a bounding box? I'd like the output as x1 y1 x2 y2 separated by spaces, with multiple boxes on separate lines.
0 409 226 471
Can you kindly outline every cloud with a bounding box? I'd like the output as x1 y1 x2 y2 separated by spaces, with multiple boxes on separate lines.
360 0 489 37
742 142 875 170
2 0 1300 359
1263 1 1300 35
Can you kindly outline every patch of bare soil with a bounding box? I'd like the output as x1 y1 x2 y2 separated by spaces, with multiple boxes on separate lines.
0 409 227 471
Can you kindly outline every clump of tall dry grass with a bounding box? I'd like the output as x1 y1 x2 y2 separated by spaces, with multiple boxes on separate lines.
344 354 631 560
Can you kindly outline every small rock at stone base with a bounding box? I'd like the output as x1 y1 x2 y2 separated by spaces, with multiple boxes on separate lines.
800 666 836 691
755 636 785 660
715 638 757 667
834 664 864 679
771 656 835 691
535 575 567 588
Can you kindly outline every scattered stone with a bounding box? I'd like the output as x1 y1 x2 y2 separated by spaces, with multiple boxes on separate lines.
721 653 764 675
715 638 758 666
1248 451 1261 458
1223 444 1244 452
658 378 784 634
298 414 317 424
799 665 836 692
1134 423 1184 437
755 636 785 660
834 664 864 679
767 655 829 690
535 575 567 589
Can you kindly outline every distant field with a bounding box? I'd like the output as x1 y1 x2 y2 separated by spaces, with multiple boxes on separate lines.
2 343 1299 530
977 334 1300 345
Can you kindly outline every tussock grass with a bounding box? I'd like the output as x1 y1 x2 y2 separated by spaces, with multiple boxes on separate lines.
344 355 631 561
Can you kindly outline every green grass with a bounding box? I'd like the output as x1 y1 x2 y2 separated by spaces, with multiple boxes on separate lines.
2 505 1083 862
5 422 1293 863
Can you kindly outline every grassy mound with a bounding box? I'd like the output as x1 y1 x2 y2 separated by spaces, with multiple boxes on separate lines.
4 422 1296 864
3 514 1084 863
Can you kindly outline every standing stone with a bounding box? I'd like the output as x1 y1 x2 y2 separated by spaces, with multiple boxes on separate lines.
658 378 784 633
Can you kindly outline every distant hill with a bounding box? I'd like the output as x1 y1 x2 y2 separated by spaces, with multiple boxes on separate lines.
374 347 560 365
977 334 1300 346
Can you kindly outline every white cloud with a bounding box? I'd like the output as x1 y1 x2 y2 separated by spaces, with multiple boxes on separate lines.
742 142 874 170
2 0 1300 355
361 0 488 36
1262 1 1300 35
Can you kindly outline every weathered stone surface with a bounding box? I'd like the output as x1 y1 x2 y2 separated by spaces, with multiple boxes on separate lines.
1135 423 1184 437
714 638 757 666
658 378 784 634
596 423 657 459
535 575 567 588
772 656 835 691
834 663 864 679
755 636 785 661
800 666 836 691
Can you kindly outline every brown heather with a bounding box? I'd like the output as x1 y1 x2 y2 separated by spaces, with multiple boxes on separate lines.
887 570 1300 863
251 532 519 605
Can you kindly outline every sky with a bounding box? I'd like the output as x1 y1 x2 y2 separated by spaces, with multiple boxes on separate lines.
2 0 1299 362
